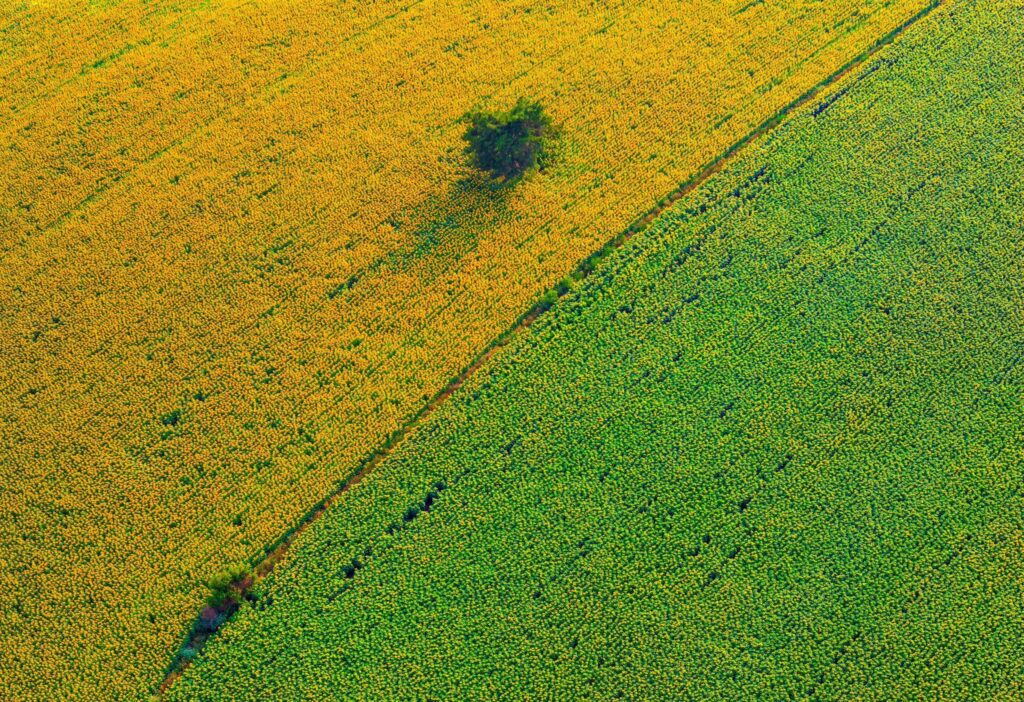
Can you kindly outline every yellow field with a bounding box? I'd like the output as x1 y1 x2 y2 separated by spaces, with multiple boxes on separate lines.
0 0 928 698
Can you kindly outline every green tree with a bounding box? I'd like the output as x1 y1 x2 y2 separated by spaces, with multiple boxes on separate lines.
463 98 551 181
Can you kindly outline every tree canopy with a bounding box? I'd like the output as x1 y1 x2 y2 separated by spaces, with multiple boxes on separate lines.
463 99 551 180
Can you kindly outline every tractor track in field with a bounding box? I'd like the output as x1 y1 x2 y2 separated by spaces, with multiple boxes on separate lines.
158 0 944 694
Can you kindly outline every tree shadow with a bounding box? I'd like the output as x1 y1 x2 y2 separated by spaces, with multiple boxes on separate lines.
379 171 518 283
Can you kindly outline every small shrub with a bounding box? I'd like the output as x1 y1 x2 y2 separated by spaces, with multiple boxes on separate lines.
537 290 559 312
206 563 251 607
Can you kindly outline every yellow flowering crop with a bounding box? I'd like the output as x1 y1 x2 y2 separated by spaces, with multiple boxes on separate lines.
0 0 928 698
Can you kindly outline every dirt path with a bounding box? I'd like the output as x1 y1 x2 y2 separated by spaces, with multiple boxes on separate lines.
158 0 944 694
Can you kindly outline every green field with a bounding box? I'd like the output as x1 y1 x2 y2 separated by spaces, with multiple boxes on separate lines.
166 1 1024 698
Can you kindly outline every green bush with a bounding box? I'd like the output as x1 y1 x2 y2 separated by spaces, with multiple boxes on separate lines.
206 563 251 607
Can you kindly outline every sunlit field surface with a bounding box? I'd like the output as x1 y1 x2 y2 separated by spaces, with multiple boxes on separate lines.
0 0 932 697
169 2 1024 698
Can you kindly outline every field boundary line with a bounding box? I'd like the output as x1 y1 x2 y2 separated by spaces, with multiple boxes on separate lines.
157 0 944 694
